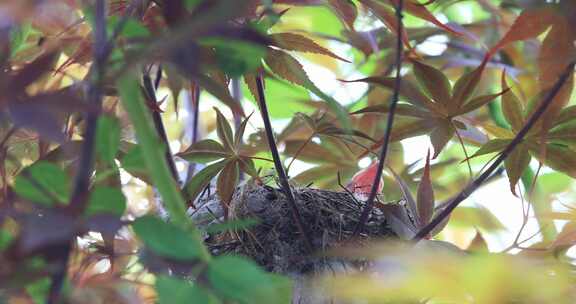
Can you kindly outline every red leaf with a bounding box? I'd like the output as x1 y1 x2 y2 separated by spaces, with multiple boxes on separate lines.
416 150 434 226
387 0 462 36
359 0 412 49
327 0 358 30
217 160 240 215
487 8 557 58
412 61 451 107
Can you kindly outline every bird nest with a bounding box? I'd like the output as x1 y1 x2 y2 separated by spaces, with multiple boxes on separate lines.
190 182 398 274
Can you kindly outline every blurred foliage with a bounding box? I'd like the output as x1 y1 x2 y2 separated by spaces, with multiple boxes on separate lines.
0 0 576 303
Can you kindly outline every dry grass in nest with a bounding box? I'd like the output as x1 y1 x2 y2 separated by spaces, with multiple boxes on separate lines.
190 183 398 274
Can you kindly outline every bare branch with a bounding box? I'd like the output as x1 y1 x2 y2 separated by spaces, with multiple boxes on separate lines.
255 74 313 251
353 0 404 237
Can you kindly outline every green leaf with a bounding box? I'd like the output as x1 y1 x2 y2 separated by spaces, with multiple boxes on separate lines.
200 37 267 77
10 23 32 55
450 206 506 231
14 161 70 206
177 139 230 163
26 277 51 304
412 61 451 106
214 107 235 151
156 275 220 304
548 120 576 145
501 74 525 132
555 105 576 126
0 229 14 251
350 103 432 118
217 160 239 205
120 145 151 183
85 186 126 217
468 139 512 159
531 143 576 179
96 115 121 164
133 215 201 261
184 160 227 203
207 255 292 304
118 73 193 229
504 143 531 195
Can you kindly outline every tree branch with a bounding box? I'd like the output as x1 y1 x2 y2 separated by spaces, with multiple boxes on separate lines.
413 61 575 241
142 70 179 181
353 0 404 237
255 74 313 251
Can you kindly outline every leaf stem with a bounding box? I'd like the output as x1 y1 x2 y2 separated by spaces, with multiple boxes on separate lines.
413 61 575 241
118 72 210 261
255 74 313 251
353 0 404 237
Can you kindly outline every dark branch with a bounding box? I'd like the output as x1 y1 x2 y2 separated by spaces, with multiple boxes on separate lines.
353 0 404 237
185 84 201 183
48 1 143 302
255 74 313 251
143 70 179 181
48 0 108 301
413 61 575 241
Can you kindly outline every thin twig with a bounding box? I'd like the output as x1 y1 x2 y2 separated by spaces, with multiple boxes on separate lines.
142 69 179 181
353 0 404 237
413 61 575 241
453 125 473 179
185 84 201 183
255 74 313 251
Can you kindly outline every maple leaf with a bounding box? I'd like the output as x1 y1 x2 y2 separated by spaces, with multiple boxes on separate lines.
345 59 501 158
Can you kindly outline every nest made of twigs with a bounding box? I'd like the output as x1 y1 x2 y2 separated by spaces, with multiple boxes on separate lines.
190 183 397 274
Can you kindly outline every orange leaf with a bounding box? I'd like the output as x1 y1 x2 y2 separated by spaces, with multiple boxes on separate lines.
269 32 350 62
217 160 240 215
467 230 489 253
504 143 531 196
487 8 557 58
264 48 308 87
537 19 575 128
501 72 525 132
